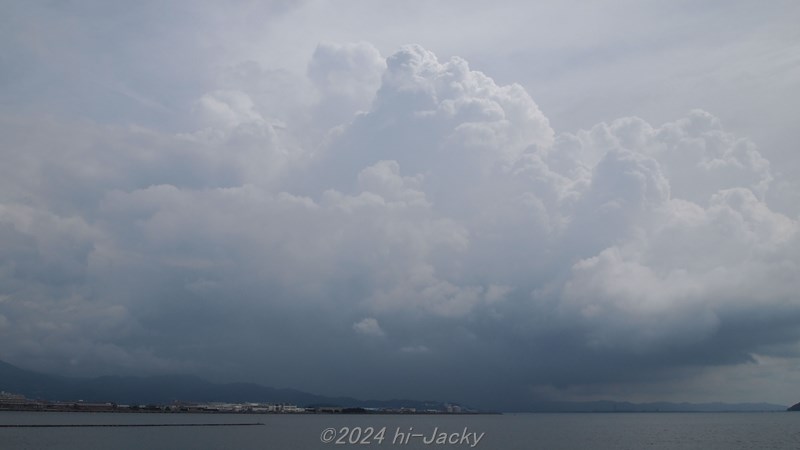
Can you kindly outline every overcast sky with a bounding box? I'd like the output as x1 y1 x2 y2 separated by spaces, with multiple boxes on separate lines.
1 1 799 410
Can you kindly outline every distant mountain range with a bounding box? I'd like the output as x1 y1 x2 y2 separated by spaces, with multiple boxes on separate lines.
0 360 788 412
0 360 448 410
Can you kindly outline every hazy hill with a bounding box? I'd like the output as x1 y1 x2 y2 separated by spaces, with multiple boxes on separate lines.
0 359 444 410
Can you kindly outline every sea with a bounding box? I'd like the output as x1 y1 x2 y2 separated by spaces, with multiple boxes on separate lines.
1 410 799 450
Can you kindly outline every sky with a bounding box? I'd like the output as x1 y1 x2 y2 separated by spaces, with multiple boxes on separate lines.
1 0 799 410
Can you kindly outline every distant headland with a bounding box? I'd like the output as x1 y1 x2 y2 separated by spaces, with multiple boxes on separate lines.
0 359 478 414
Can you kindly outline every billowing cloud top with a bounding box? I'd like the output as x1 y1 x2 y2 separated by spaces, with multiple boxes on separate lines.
1 36 798 409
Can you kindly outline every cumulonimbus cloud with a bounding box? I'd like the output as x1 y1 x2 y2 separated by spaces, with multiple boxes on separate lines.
0 43 797 408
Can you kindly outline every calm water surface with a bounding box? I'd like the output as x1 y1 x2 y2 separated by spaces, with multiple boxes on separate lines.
2 411 799 450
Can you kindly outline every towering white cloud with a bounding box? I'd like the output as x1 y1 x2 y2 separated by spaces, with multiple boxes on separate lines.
0 40 798 408
308 41 386 128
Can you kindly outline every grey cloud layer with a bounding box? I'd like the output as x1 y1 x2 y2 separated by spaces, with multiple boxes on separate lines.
1 43 797 408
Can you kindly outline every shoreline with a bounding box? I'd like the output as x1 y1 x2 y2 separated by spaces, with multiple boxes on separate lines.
0 405 497 415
